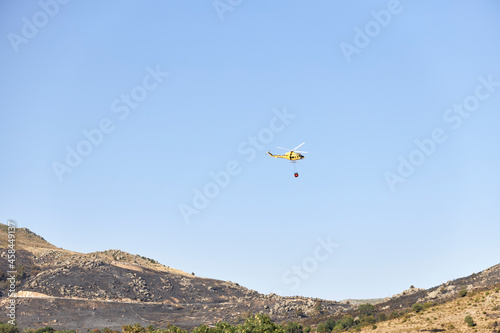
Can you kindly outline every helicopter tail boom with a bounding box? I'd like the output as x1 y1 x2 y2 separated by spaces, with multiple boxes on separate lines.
267 151 278 158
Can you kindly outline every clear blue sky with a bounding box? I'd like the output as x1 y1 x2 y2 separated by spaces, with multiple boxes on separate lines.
1 1 500 301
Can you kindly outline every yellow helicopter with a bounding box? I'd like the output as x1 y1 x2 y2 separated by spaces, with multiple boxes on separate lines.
267 142 307 177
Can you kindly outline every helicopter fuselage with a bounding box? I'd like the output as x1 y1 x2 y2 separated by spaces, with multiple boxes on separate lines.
267 151 304 161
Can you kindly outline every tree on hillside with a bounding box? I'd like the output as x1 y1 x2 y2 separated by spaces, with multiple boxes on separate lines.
122 324 146 333
358 303 375 316
0 323 20 333
412 303 423 313
164 325 188 333
334 315 354 330
325 318 336 331
238 313 283 333
316 323 329 333
465 315 476 327
283 321 303 333
314 300 323 315
214 321 236 333
190 325 211 333
34 328 55 333
361 315 376 325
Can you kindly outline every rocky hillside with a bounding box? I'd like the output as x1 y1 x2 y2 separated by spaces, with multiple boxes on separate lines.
305 264 500 327
374 263 500 313
357 285 500 333
0 223 498 331
0 224 352 330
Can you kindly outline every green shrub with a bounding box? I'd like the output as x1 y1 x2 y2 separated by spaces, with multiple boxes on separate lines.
377 313 387 322
412 303 423 313
34 328 54 333
362 316 376 325
326 318 336 331
423 302 435 309
359 303 375 316
283 321 303 333
465 315 475 327
214 322 233 331
314 300 323 315
459 289 468 297
295 308 306 317
389 311 400 319
122 324 146 333
190 325 211 333
237 313 282 332
15 265 28 281
164 325 188 333
341 315 355 328
0 324 20 333
316 323 329 333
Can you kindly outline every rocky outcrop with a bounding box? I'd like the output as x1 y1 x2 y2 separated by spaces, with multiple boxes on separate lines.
377 264 500 312
0 236 353 330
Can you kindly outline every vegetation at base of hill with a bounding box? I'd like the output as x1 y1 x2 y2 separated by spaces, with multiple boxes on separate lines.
310 300 440 332
0 300 432 333
0 325 81 333
1 315 305 333
6 284 500 333
0 301 438 333
0 323 20 333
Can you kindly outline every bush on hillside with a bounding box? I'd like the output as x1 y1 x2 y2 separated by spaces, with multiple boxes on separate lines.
465 315 475 327
358 303 375 316
283 321 303 333
412 303 423 313
0 324 20 333
376 313 387 322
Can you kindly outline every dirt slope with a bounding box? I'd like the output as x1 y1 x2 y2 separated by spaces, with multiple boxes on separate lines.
359 287 500 333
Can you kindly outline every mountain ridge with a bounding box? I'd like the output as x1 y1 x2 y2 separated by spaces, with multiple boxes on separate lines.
0 223 498 331
0 224 351 329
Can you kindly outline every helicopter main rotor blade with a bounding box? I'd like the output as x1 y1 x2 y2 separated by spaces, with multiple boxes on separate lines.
295 150 308 153
292 142 305 151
